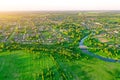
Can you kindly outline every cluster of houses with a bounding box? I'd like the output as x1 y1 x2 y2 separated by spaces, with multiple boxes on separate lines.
0 22 68 45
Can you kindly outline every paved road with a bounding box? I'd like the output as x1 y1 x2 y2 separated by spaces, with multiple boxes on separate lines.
7 26 18 42
79 35 120 62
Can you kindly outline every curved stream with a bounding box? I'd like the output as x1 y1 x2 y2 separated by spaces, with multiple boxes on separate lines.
79 35 120 62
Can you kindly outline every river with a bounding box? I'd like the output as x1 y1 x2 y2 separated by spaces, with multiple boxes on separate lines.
79 35 120 62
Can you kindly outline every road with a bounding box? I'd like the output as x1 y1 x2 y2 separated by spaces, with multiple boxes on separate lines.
79 35 120 62
8 27 18 41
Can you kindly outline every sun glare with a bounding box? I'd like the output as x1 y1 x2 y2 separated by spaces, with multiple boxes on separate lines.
0 0 120 11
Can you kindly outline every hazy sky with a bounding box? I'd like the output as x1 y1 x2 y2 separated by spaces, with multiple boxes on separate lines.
0 0 120 11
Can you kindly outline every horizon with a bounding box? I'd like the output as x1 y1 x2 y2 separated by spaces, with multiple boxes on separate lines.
0 10 120 12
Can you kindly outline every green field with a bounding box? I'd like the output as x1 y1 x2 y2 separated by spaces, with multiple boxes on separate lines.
1 50 120 80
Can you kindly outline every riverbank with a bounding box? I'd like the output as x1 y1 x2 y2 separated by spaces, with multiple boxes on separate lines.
79 35 120 63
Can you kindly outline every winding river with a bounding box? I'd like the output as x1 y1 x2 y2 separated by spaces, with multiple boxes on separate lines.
79 35 120 62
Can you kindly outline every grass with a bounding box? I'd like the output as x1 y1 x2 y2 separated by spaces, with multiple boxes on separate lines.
0 50 120 80
0 50 57 80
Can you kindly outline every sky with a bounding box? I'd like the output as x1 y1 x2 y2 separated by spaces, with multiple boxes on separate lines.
0 0 120 11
